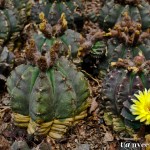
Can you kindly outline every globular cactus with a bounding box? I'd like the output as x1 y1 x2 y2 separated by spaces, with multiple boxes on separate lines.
0 46 14 91
0 0 32 50
102 54 150 135
99 0 150 31
31 0 84 31
104 13 150 65
6 33 90 139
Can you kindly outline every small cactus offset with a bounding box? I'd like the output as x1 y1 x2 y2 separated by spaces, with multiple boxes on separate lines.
80 40 108 77
31 0 84 30
99 0 150 30
0 0 32 50
77 29 108 77
7 32 90 139
102 54 150 135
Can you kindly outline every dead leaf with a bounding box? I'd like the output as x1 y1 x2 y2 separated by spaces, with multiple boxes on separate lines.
89 98 98 113
78 125 86 137
0 135 10 150
0 122 8 133
103 132 114 143
75 143 90 150
67 143 71 148
109 142 117 150
145 134 150 150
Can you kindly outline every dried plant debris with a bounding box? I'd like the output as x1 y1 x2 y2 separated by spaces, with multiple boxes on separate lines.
105 12 150 45
84 0 103 23
0 135 10 150
82 21 100 36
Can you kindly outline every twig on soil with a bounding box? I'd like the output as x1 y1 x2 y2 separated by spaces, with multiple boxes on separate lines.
0 106 10 113
81 70 100 86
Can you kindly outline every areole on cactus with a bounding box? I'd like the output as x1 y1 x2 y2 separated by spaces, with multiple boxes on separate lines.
102 54 150 135
7 28 90 139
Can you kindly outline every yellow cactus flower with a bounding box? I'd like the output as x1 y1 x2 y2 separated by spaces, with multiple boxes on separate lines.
130 89 150 125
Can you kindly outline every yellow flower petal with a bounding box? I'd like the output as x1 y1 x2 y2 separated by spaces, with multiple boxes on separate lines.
131 89 150 125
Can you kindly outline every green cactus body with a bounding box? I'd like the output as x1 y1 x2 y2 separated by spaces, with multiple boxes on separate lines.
60 29 84 58
31 29 84 59
7 34 90 138
4 9 23 38
102 56 150 135
102 11 150 69
12 0 32 23
0 0 31 50
0 46 14 91
31 0 83 30
99 0 150 30
0 10 9 45
7 57 90 138
7 64 33 116
107 38 150 64
29 57 89 122
31 9 85 59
